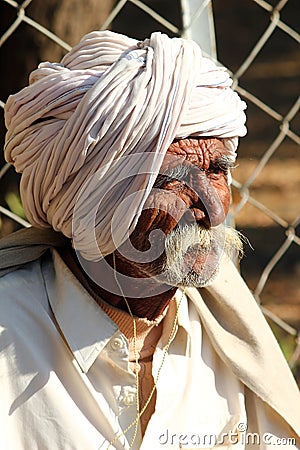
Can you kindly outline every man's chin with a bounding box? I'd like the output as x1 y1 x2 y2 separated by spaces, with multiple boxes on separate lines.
178 264 220 288
158 246 222 288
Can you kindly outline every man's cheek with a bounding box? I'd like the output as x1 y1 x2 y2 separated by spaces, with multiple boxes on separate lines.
144 191 187 225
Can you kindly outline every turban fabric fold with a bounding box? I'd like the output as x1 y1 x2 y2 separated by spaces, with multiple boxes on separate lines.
4 30 246 260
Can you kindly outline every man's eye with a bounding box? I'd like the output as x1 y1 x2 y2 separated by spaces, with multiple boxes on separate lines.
153 174 172 188
209 157 235 174
153 174 187 189
210 165 228 175
154 166 192 188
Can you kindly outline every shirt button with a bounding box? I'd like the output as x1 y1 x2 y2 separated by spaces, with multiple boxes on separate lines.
123 393 136 406
110 337 124 351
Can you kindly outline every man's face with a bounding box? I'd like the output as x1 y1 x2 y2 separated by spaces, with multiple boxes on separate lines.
117 137 241 288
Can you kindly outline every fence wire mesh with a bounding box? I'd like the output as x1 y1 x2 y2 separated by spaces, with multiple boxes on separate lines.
0 0 299 380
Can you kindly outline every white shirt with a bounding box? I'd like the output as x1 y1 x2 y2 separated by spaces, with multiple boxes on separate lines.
0 250 297 450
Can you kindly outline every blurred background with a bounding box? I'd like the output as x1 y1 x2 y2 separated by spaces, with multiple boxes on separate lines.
0 0 299 382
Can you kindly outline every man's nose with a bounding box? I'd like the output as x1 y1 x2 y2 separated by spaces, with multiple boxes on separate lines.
191 178 227 228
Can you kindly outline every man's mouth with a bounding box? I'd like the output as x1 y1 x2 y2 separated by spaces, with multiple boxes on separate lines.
183 241 219 269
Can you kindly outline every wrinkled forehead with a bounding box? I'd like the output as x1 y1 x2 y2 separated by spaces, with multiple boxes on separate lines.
159 137 234 172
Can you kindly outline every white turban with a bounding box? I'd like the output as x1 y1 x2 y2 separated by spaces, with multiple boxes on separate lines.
4 30 246 260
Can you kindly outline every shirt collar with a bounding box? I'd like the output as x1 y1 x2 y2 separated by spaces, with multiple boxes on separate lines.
43 249 191 373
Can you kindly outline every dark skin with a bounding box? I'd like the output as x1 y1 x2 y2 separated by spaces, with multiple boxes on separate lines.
84 137 232 320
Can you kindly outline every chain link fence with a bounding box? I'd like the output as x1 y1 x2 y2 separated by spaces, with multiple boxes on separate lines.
0 0 299 380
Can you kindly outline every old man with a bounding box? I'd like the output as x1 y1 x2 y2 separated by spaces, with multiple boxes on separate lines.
0 31 299 449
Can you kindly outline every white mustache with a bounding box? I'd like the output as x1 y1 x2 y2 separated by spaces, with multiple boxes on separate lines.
165 223 244 257
163 223 245 287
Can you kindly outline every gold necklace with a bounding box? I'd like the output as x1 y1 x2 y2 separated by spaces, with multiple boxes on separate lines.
106 253 185 449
